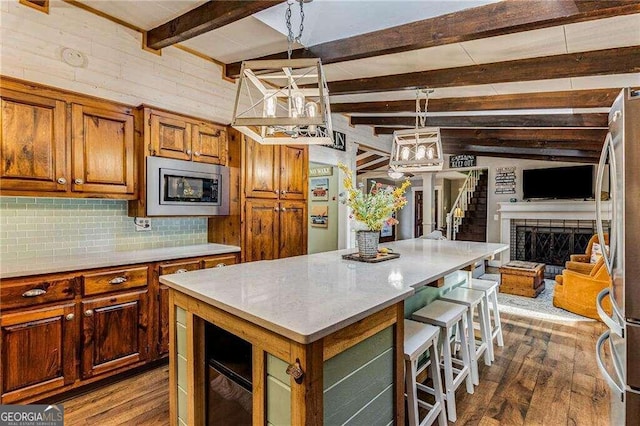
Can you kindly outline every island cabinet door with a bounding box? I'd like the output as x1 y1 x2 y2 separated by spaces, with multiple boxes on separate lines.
279 201 307 258
0 303 77 403
245 199 279 261
80 290 149 379
0 89 67 193
278 145 307 201
71 104 135 195
244 137 279 199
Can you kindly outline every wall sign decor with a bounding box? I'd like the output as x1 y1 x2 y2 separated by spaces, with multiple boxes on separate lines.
326 131 346 151
310 177 329 201
449 154 476 168
495 166 516 194
310 205 328 228
309 167 333 177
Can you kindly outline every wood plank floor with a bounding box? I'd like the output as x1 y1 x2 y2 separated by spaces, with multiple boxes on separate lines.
59 313 610 425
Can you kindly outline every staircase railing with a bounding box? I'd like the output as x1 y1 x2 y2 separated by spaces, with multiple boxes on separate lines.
446 170 482 240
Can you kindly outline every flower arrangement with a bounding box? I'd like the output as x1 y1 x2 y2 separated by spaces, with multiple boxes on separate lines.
338 163 411 231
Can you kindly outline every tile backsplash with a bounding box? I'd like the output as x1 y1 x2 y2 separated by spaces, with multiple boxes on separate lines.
0 197 207 260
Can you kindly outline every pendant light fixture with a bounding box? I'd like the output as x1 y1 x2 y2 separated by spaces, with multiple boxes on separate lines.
388 89 444 177
231 0 333 145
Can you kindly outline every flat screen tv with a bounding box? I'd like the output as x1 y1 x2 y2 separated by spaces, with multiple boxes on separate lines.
523 165 594 200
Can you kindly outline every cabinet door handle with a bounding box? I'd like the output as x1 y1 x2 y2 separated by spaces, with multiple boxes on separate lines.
281 190 287 196
109 276 127 285
286 359 304 384
84 310 94 317
274 207 279 211
215 263 226 268
274 190 280 195
57 177 67 185
176 269 188 274
74 178 84 185
281 207 287 212
186 149 192 155
194 151 200 157
66 313 75 321
22 288 46 297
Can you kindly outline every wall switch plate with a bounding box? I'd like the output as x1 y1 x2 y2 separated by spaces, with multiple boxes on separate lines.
134 217 152 232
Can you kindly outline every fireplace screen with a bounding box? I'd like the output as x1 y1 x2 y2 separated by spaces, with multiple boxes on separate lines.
511 220 610 277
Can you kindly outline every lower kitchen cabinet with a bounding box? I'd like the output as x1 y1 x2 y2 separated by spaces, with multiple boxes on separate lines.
156 254 239 357
0 303 77 403
0 251 240 403
81 290 149 379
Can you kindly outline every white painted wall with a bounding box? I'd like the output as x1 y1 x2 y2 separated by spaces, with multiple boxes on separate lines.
308 163 339 254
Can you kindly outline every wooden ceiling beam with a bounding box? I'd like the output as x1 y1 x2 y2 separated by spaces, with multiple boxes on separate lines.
443 138 604 152
351 113 608 128
225 0 640 77
357 156 391 170
329 46 640 95
332 88 624 114
375 127 607 141
145 0 281 50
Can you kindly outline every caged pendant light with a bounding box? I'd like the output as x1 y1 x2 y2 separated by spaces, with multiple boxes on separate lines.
388 89 444 177
231 0 333 145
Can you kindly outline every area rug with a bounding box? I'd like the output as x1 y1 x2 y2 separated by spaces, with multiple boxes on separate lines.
479 274 594 322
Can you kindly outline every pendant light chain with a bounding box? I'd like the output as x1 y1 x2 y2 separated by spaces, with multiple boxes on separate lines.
415 89 429 129
286 1 305 60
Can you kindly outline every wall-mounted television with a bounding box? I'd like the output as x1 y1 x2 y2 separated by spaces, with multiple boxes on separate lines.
523 165 594 200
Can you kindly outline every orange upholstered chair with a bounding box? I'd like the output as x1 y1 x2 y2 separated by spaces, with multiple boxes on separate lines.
565 234 609 275
553 257 612 320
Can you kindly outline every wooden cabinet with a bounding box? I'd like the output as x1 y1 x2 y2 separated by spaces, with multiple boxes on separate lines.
241 136 308 262
71 104 135 195
0 303 77 403
146 108 227 165
156 253 240 357
0 77 136 199
244 138 307 200
245 199 307 261
0 89 67 193
80 290 149 379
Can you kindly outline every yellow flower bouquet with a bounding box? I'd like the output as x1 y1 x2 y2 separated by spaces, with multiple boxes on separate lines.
338 163 411 232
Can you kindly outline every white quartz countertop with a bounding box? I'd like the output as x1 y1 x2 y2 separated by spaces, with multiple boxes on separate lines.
160 239 508 344
0 243 240 279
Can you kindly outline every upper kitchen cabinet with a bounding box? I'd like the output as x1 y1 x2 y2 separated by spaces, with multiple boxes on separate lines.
244 137 308 200
0 89 67 193
144 107 227 165
0 77 136 199
71 104 135 196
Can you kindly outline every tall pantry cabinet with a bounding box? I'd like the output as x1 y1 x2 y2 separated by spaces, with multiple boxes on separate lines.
208 128 308 262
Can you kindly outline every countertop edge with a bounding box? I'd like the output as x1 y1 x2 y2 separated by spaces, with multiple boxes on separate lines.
160 278 414 344
0 244 241 279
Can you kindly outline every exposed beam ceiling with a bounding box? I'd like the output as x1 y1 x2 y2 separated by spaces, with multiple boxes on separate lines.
331 88 625 114
350 113 608 128
225 0 640 77
146 0 281 50
328 46 640 95
374 128 608 142
445 145 600 163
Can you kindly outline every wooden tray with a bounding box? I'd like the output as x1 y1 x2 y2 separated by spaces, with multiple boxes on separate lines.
342 252 400 263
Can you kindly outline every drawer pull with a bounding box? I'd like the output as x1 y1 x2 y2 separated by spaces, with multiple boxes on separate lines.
176 269 189 274
215 263 226 268
66 313 75 321
84 310 93 317
57 177 67 185
109 276 128 285
22 288 46 297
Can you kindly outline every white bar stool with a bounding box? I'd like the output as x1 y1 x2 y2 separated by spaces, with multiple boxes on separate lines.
462 278 504 353
440 287 492 386
404 319 447 426
412 300 474 422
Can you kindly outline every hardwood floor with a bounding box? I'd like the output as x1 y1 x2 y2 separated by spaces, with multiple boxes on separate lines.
58 313 610 425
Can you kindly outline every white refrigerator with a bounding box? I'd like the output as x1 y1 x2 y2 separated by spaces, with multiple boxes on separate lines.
595 88 640 424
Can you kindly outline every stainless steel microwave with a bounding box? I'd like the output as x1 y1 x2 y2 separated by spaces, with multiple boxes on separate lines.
146 157 229 216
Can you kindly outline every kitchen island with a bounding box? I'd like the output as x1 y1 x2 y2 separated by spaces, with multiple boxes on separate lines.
160 238 508 425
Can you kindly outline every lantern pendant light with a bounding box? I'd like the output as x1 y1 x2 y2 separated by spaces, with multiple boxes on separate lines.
231 0 333 145
388 89 444 177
